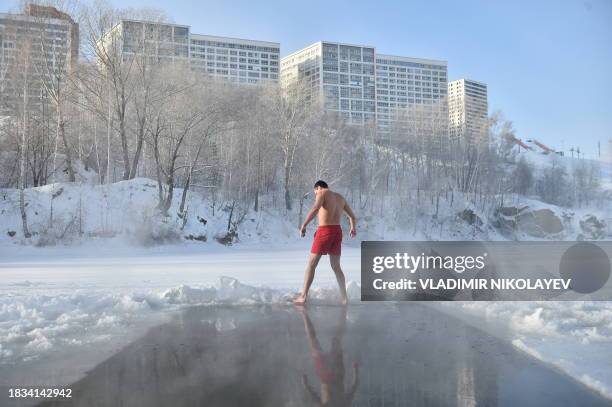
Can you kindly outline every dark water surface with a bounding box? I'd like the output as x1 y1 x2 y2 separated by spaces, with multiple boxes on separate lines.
16 303 610 406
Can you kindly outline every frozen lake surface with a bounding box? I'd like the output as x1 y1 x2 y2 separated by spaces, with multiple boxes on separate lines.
4 304 611 407
0 242 611 402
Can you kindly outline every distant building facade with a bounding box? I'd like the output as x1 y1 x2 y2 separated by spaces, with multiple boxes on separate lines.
375 54 447 136
190 34 279 84
281 41 377 126
98 20 280 85
280 41 447 132
98 19 190 64
0 5 78 114
448 79 489 142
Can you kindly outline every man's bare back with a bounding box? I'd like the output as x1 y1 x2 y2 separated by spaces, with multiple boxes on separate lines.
317 190 345 226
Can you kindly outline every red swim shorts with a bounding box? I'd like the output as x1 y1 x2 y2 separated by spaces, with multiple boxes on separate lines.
311 225 343 256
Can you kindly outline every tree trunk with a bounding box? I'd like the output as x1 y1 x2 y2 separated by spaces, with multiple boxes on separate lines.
129 120 145 179
284 160 291 210
20 64 31 238
179 169 191 216
119 115 130 180
58 112 76 182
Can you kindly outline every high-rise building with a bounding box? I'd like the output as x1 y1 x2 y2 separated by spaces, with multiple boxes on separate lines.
375 54 447 135
281 41 377 126
24 4 79 64
280 41 447 131
99 19 280 85
98 19 190 64
0 5 78 114
448 79 489 142
189 34 279 84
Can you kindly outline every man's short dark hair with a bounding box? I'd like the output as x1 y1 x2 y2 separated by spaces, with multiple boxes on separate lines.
314 180 328 189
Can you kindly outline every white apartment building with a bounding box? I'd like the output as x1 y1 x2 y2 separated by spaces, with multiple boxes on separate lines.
448 79 488 142
189 34 279 84
98 19 190 63
0 5 78 114
376 54 447 134
280 41 447 131
99 20 280 85
281 41 377 126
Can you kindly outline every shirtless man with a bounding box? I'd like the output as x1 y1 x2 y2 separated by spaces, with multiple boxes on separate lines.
294 180 357 306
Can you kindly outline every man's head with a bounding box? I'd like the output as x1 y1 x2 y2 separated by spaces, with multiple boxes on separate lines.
313 180 329 192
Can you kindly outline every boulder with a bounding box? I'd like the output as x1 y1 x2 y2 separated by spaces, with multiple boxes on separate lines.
516 208 564 237
496 206 529 217
185 234 207 242
215 229 238 246
458 209 483 226
579 215 606 240
494 206 564 238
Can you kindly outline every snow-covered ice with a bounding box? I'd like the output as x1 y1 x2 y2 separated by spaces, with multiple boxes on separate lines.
0 242 361 364
1 242 611 399
435 300 612 400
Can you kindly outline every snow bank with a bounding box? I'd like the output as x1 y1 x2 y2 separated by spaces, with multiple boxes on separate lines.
0 276 360 365
162 278 361 305
0 288 163 363
437 301 612 400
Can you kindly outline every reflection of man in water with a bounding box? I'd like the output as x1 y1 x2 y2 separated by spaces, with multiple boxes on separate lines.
299 307 359 406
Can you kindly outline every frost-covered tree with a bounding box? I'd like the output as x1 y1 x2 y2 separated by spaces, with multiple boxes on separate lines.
536 158 570 206
512 156 534 195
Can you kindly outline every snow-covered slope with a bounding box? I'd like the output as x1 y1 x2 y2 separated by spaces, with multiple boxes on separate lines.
2 175 610 247
520 146 612 183
0 178 302 247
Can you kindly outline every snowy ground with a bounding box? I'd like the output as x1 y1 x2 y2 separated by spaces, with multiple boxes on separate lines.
0 241 361 364
1 241 611 400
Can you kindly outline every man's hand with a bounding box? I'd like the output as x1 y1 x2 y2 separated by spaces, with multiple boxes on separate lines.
349 227 357 238
299 225 306 237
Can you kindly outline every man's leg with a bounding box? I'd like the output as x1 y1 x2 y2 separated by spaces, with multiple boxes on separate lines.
294 253 322 305
330 255 348 305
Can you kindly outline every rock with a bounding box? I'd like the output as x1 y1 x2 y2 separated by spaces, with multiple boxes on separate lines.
494 207 518 233
52 187 63 199
579 215 606 240
496 206 528 217
215 229 238 246
561 211 574 223
185 234 207 242
458 209 482 226
516 208 564 237
495 206 564 238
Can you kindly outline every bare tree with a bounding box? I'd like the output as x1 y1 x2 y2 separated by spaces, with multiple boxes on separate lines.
271 81 316 210
148 64 204 214
81 1 168 181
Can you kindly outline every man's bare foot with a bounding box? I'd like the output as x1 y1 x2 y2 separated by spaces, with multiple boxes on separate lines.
340 296 348 306
293 295 307 305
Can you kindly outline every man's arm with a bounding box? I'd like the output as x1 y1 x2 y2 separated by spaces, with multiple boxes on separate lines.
344 201 357 238
300 192 324 236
